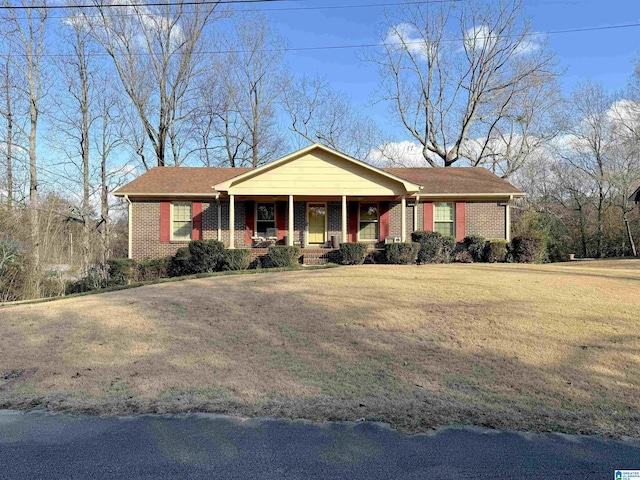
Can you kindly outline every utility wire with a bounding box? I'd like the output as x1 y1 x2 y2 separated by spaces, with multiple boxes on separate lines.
7 20 640 58
2 0 464 20
0 0 289 9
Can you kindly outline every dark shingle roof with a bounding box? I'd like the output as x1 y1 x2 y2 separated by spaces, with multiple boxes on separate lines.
382 167 522 195
115 167 252 195
115 165 522 196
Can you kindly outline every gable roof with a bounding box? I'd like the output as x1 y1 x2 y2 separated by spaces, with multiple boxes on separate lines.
383 167 523 195
630 185 640 204
213 144 422 194
115 167 252 196
115 147 524 198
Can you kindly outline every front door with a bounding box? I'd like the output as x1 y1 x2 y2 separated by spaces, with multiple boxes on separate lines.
307 203 326 245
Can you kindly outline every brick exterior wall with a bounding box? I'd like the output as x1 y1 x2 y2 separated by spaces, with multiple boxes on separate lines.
465 201 507 239
328 201 342 244
388 201 402 238
130 198 508 260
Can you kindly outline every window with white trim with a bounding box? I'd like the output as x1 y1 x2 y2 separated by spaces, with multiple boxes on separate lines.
172 202 192 241
359 203 379 240
434 202 455 236
256 203 276 237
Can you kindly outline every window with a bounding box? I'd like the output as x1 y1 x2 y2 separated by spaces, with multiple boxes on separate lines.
434 202 455 236
256 203 276 237
172 202 192 241
359 203 379 241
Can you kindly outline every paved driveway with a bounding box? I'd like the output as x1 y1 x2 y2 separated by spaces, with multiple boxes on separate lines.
0 411 638 479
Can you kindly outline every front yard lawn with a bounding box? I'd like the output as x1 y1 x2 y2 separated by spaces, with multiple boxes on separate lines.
1 260 639 437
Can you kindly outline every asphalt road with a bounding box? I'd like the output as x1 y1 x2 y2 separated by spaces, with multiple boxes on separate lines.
0 410 639 479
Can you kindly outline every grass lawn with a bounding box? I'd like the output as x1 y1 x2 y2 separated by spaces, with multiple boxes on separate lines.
1 259 639 437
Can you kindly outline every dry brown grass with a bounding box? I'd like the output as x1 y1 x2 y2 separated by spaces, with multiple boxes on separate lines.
1 259 639 436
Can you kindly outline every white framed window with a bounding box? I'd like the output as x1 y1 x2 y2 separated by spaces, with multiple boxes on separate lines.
434 202 455 236
256 202 277 237
172 202 192 241
359 203 379 241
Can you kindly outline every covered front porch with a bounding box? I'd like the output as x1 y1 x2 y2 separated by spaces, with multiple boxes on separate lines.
225 195 412 249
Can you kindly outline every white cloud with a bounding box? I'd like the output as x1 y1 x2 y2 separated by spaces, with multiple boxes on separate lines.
384 23 436 61
369 141 433 167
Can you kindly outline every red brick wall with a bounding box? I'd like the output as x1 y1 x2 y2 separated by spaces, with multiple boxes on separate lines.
465 201 507 239
130 198 509 260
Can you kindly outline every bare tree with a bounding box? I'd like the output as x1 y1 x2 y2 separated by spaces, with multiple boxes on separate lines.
283 74 385 161
557 82 615 258
50 11 99 269
370 0 557 170
1 0 48 283
219 13 287 167
82 0 222 167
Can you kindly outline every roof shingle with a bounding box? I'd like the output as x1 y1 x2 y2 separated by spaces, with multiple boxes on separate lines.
115 165 522 196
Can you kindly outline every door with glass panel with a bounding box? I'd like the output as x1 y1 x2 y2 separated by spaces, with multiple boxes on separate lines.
307 203 326 245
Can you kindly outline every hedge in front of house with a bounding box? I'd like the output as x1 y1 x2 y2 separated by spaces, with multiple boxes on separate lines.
484 239 508 263
223 249 252 271
508 235 545 263
107 258 138 285
385 242 420 265
167 247 193 277
411 231 455 264
462 235 486 262
264 245 301 268
339 242 367 265
188 239 226 273
137 257 171 281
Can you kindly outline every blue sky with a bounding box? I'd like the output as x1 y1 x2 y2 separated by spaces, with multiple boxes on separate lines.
248 0 640 133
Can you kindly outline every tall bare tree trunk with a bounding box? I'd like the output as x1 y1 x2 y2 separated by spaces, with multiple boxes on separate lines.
4 60 12 209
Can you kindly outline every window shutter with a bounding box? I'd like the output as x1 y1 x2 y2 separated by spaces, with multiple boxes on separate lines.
276 201 287 243
192 202 203 241
160 202 171 243
423 202 434 232
348 201 359 242
244 200 255 244
379 201 390 242
455 202 466 242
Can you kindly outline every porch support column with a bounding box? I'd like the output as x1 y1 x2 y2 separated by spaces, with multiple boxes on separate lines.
229 194 235 249
288 194 294 246
413 195 419 233
341 195 347 244
401 195 407 242
216 196 221 241
506 195 512 242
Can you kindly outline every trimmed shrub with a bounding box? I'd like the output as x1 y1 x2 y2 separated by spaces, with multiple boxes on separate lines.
484 239 508 263
264 245 300 268
412 231 441 263
509 235 545 263
463 235 486 262
167 247 193 277
107 258 138 285
364 249 386 264
188 239 225 273
339 243 367 265
66 266 108 294
385 242 420 265
452 250 474 263
138 257 170 281
441 235 456 261
223 249 252 271
411 231 454 264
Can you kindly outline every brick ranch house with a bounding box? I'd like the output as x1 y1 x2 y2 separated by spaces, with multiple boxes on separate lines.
115 144 525 264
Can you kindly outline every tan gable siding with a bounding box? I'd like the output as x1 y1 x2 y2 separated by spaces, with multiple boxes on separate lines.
227 149 409 196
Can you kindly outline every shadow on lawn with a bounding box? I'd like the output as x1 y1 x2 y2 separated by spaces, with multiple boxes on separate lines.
1 273 639 437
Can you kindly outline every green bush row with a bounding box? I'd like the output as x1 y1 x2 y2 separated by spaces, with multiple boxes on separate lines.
337 233 544 266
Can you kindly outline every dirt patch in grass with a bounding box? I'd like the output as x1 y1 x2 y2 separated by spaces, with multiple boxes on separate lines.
1 260 639 437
